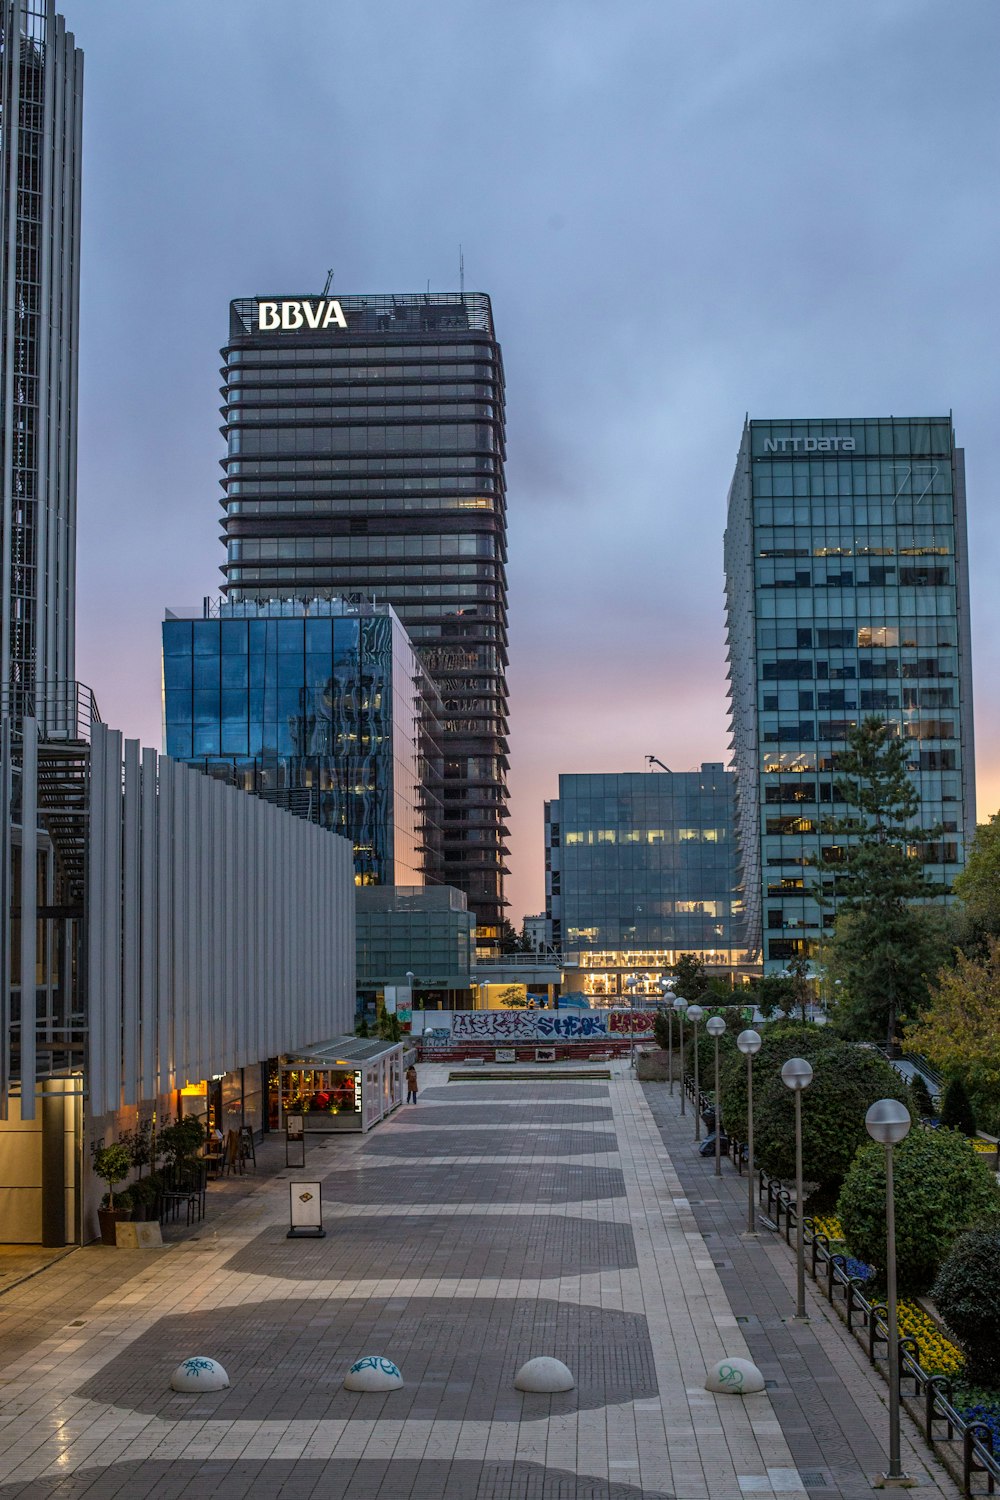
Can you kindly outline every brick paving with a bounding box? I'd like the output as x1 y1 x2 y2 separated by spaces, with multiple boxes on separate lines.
643 1084 958 1499
223 1213 638 1281
0 1062 960 1498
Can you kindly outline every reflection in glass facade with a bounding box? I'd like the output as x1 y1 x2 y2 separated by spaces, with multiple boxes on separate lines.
725 417 975 970
218 293 509 947
544 767 746 995
162 598 443 887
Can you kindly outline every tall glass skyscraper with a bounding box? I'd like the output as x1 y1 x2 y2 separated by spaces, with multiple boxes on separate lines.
725 416 975 969
0 0 82 710
218 292 509 949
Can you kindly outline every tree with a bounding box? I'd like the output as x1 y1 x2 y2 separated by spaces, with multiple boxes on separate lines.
498 918 531 955
90 1141 131 1209
933 1229 1000 1384
672 953 710 999
906 939 1000 1133
952 812 1000 952
746 972 798 1020
723 1035 909 1195
940 1077 977 1137
909 1073 934 1120
837 1127 1000 1293
822 716 951 1049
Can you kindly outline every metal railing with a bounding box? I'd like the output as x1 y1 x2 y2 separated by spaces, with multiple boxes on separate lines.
678 1070 1000 1495
0 680 100 740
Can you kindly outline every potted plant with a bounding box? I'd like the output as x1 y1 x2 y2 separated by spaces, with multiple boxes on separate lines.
130 1172 161 1222
91 1141 133 1245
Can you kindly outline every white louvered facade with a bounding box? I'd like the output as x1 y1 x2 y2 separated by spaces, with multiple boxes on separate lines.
86 723 355 1117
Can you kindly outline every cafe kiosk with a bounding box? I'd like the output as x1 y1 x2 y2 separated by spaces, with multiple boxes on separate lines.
279 1036 404 1134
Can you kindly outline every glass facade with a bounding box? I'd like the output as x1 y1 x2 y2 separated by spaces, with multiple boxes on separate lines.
545 767 746 994
162 598 443 887
724 417 975 969
355 885 475 994
218 292 509 947
0 2 83 709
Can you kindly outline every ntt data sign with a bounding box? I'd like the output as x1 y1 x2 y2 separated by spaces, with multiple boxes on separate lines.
762 436 856 454
257 299 348 331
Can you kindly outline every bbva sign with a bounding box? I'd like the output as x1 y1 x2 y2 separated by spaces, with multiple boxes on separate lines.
257 299 348 332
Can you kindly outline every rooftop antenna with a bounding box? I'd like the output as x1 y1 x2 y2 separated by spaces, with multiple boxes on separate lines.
321 267 334 296
459 243 464 293
647 755 673 773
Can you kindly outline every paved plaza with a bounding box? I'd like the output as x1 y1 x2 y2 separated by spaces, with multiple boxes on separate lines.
0 1065 958 1499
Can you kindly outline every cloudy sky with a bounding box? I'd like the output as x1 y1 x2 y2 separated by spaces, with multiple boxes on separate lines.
74 0 1000 923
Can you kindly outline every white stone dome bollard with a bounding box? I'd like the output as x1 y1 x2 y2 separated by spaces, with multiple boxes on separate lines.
514 1356 576 1392
343 1355 403 1391
169 1356 230 1392
705 1356 765 1395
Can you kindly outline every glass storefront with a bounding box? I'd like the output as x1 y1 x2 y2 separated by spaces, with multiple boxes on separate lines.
278 1037 403 1133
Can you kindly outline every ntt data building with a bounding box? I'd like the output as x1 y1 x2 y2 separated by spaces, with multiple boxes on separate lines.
724 416 975 969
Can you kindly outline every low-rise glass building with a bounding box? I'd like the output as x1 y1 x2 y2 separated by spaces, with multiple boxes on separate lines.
162 597 443 887
544 766 748 996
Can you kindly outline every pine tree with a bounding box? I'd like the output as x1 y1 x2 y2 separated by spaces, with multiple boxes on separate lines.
940 1076 977 1137
824 716 950 1050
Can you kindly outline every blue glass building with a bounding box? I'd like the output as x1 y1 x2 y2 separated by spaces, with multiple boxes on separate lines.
724 416 975 969
544 766 747 998
162 598 443 887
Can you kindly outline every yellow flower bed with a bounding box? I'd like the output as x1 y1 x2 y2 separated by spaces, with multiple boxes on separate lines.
897 1300 964 1376
971 1138 998 1155
806 1218 965 1375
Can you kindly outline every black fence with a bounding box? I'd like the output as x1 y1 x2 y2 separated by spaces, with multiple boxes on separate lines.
679 1072 1000 1497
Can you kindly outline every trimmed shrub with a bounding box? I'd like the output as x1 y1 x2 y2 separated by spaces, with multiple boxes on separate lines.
838 1128 1000 1293
932 1227 1000 1384
719 1026 908 1192
940 1077 977 1136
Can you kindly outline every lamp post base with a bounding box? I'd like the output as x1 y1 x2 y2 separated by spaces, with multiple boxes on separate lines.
871 1473 914 1489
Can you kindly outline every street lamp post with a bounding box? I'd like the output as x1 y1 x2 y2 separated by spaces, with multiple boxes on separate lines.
780 1056 814 1319
736 1029 762 1235
706 1016 726 1176
673 996 687 1115
686 1004 704 1141
658 980 675 1096
866 1098 913 1488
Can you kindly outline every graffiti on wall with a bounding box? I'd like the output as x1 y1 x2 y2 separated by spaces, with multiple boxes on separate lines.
445 1010 656 1041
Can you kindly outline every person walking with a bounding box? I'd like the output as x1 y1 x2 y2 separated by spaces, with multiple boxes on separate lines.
406 1064 418 1104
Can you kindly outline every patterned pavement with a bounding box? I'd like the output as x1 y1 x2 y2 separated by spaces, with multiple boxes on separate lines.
0 1063 959 1498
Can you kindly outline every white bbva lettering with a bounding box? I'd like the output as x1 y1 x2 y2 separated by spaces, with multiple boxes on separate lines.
258 298 348 332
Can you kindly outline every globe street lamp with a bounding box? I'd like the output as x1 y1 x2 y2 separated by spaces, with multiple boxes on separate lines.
736 1029 762 1236
706 1016 726 1176
781 1056 813 1319
686 1004 705 1141
673 996 688 1115
866 1097 912 1488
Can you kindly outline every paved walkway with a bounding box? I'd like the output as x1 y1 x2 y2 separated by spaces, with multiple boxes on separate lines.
0 1064 958 1498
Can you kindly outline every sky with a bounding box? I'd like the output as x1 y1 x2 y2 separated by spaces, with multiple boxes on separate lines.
73 0 1000 926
